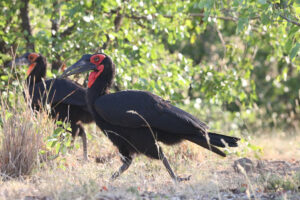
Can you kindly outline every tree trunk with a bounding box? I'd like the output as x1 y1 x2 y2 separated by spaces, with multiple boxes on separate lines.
51 0 62 70
19 0 35 51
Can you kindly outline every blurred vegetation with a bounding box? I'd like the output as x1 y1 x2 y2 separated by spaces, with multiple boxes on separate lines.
259 171 300 192
0 0 299 133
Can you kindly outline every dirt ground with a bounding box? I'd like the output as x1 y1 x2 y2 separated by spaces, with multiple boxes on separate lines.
0 135 300 200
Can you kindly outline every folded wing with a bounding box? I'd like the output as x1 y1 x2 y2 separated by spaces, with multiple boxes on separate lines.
94 90 208 135
28 78 87 107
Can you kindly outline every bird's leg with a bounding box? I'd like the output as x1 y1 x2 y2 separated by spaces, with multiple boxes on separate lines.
111 156 132 180
79 125 88 161
70 135 75 148
70 131 78 149
159 150 191 182
70 122 79 149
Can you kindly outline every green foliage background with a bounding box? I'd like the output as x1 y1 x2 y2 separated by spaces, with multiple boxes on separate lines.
0 0 299 134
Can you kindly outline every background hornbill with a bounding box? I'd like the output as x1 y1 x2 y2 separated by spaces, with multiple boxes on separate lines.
11 53 94 160
62 53 240 181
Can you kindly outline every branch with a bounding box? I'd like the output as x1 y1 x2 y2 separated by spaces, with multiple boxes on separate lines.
125 12 239 23
95 7 124 52
215 24 226 57
51 0 60 38
189 13 238 22
124 12 239 32
125 13 148 20
124 13 148 28
114 9 124 32
134 20 146 28
279 14 300 27
101 34 111 50
61 24 76 38
19 0 35 51
162 13 240 22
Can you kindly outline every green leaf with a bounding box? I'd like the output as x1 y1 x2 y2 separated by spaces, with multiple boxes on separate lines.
288 26 299 38
51 141 57 148
261 13 270 25
190 33 197 44
290 43 300 60
285 38 293 52
237 17 248 33
1 75 8 81
39 150 46 155
61 145 67 155
258 0 267 5
55 143 61 154
54 127 64 136
75 143 80 149
56 121 63 125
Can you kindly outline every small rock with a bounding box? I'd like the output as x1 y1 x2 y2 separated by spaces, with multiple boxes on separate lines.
23 196 52 200
95 194 121 200
233 158 254 173
256 160 265 169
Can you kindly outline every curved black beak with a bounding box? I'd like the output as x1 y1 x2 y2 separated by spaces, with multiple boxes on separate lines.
60 55 96 78
7 56 29 67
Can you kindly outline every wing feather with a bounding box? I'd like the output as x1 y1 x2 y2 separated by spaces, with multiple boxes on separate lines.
29 78 87 107
94 90 208 134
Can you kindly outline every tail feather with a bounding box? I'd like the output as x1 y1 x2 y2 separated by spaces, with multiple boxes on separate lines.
185 136 226 157
185 132 240 157
208 132 239 147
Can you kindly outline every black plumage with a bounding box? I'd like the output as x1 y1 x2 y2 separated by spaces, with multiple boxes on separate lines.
62 53 240 181
12 53 93 160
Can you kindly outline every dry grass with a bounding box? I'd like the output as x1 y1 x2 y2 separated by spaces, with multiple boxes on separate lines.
254 133 300 160
0 84 299 199
0 139 234 199
0 123 299 199
0 89 55 179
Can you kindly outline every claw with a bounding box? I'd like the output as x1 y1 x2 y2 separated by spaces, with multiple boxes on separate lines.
111 171 120 180
175 175 191 182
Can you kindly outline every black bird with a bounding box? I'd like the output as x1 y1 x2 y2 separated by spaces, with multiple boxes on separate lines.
61 53 240 181
11 53 94 160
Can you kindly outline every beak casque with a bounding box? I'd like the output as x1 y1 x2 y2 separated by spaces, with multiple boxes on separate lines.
60 56 96 78
7 56 30 67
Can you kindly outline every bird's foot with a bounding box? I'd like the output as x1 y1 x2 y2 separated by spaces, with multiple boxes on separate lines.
174 175 191 182
83 154 89 162
110 171 120 181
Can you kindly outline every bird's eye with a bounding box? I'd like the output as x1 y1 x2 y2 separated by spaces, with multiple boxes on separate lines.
29 56 33 60
94 57 100 62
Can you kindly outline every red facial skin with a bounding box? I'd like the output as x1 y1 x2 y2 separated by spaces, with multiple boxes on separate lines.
88 54 106 88
27 63 37 75
27 53 39 75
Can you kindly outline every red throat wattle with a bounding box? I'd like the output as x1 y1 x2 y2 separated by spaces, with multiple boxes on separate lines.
27 63 36 75
88 65 104 88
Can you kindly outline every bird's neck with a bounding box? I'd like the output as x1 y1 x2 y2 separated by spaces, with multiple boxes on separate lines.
86 67 114 106
86 76 110 105
26 60 46 87
26 74 43 87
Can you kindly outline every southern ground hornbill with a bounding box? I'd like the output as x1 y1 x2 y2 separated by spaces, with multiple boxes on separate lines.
61 53 240 181
11 53 93 160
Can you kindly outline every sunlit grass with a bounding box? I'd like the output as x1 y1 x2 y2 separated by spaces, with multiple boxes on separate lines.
0 77 299 199
1 116 299 199
0 87 57 179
